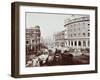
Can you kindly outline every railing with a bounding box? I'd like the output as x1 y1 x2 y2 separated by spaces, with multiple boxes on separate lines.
65 17 90 25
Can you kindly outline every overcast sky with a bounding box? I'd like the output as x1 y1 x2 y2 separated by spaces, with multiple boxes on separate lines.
26 13 87 40
26 13 68 39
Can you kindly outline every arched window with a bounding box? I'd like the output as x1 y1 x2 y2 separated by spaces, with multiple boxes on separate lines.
71 41 73 46
83 41 86 46
78 41 81 46
74 41 77 46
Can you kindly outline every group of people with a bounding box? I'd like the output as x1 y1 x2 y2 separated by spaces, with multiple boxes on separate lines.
26 48 74 67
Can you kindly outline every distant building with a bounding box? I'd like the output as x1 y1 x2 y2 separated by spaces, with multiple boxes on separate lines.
54 30 66 49
64 15 90 49
26 25 41 55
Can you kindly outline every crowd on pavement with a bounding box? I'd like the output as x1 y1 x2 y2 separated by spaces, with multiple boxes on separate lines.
26 48 89 67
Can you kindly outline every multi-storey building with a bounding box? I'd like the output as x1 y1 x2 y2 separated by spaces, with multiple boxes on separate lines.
54 15 90 50
26 25 41 55
54 30 66 49
64 15 90 49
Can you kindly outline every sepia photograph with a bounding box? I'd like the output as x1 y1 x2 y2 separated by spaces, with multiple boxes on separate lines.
25 13 90 67
11 2 97 77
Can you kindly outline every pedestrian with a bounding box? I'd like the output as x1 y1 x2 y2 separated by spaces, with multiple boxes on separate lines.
32 56 40 67
51 50 63 65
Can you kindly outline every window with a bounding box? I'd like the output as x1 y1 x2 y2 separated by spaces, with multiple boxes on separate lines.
62 33 64 35
32 40 34 43
83 41 86 46
26 41 28 44
88 29 90 31
83 33 85 36
88 33 90 37
71 41 73 46
88 24 90 26
78 41 81 46
75 41 77 46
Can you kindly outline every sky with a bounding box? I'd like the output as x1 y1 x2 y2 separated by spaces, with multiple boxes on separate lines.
26 12 87 40
26 12 67 40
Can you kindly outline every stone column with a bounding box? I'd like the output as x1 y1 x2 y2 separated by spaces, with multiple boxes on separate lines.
86 40 88 48
81 40 83 49
77 40 79 49
70 40 71 47
73 40 75 48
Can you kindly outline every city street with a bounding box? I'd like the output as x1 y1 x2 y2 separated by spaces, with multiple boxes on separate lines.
26 50 89 67
25 15 90 67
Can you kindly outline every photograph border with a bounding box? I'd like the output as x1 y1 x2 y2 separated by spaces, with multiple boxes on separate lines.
11 2 98 78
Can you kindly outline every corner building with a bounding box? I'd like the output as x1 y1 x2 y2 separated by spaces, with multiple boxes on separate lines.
26 26 41 55
64 15 90 49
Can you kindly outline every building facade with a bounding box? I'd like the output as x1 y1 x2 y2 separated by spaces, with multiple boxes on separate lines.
54 15 90 50
26 25 41 55
64 15 90 49
54 30 66 49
